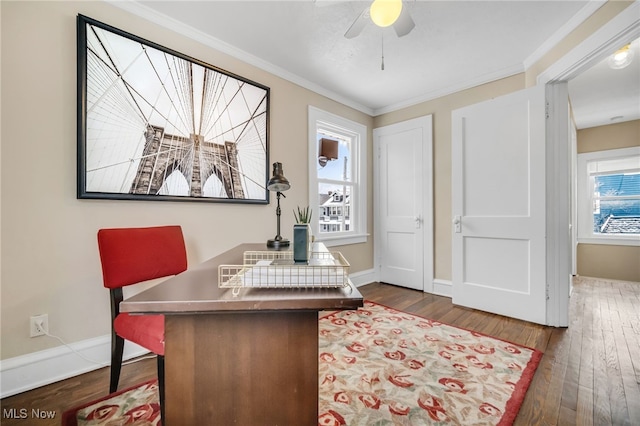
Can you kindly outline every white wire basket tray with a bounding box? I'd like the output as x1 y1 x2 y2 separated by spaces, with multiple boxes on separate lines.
218 250 350 293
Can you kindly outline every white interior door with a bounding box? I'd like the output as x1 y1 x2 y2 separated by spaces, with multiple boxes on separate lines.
452 86 547 324
374 116 433 291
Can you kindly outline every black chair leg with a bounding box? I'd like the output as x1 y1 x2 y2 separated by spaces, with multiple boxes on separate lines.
109 333 124 393
157 355 165 425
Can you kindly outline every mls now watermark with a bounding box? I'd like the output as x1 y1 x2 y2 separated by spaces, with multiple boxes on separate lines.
3 408 57 420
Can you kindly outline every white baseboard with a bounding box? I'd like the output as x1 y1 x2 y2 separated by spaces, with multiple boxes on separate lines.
349 268 377 287
0 335 149 398
433 279 452 298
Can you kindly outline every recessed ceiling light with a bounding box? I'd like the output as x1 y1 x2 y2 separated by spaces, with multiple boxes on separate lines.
608 44 634 69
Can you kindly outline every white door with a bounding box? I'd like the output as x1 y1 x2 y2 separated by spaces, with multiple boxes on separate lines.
452 86 547 324
374 116 433 291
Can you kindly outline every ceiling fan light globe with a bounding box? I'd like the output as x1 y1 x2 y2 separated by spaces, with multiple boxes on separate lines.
370 0 403 28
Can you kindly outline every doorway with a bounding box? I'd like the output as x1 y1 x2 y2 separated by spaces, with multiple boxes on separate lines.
373 115 433 292
540 2 640 326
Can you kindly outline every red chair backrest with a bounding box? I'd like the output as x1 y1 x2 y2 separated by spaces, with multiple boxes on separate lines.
97 225 187 289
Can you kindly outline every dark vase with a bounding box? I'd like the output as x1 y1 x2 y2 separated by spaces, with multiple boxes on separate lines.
293 224 311 264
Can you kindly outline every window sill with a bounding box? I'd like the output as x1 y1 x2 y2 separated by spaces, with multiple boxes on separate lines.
578 237 640 247
315 233 368 247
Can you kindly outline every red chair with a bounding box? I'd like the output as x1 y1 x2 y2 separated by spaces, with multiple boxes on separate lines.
97 225 187 421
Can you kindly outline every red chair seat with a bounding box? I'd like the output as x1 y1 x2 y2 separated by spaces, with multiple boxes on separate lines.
114 313 165 356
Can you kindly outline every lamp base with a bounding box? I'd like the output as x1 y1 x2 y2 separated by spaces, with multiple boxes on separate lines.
267 238 290 249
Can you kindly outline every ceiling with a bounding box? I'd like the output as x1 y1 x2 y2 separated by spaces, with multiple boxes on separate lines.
117 1 639 127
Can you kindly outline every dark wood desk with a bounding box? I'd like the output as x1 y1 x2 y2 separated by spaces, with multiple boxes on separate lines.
120 243 363 425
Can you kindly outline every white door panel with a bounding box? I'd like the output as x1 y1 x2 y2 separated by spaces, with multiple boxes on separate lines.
374 116 433 292
452 85 547 324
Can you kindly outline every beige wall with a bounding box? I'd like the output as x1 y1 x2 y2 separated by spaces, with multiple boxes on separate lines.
577 119 640 153
0 1 373 360
576 120 640 282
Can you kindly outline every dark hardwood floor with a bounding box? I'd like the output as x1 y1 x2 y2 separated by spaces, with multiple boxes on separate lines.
1 276 638 425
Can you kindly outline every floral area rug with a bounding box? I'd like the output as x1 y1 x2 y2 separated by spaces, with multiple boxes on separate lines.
61 380 160 426
318 301 542 426
63 301 542 426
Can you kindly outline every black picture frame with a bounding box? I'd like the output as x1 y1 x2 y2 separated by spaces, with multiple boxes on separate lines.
77 15 270 204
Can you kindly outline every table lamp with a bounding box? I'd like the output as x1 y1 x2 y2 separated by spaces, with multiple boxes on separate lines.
267 162 291 248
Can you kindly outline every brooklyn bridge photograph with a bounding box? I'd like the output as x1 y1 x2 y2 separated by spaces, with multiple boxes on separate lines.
77 15 269 203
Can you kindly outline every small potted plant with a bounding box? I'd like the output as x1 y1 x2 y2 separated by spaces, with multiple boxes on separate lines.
293 206 312 264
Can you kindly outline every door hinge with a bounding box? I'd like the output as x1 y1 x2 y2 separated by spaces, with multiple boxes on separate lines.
546 282 550 300
545 101 550 119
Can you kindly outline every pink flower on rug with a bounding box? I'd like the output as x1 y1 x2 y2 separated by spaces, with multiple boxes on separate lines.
388 374 414 388
384 350 406 361
505 345 522 354
123 403 160 423
346 342 366 353
322 374 336 385
359 309 373 316
86 404 119 421
472 344 496 354
318 409 346 426
389 401 410 416
466 355 494 369
479 402 502 417
354 321 371 329
331 318 347 326
418 394 448 422
439 377 467 393
343 356 356 364
391 328 403 334
424 334 440 341
358 393 381 409
445 343 466 352
320 352 337 362
334 391 351 404
453 363 468 372
439 350 454 360
373 338 386 346
417 319 441 328
407 359 424 370
366 329 379 336
508 362 523 371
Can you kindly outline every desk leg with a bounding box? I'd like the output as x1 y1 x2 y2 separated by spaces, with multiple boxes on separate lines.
164 311 319 425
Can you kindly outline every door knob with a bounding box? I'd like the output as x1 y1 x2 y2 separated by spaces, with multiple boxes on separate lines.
415 215 422 228
453 215 461 233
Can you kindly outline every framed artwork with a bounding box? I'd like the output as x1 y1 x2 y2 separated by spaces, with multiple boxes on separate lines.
77 15 270 203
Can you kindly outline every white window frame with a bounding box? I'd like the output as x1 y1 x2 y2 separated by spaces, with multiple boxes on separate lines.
577 146 640 246
308 106 367 247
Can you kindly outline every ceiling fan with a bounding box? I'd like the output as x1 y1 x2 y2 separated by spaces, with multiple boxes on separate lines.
344 0 415 39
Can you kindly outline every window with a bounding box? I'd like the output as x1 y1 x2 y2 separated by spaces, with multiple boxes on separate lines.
308 106 367 246
577 146 640 246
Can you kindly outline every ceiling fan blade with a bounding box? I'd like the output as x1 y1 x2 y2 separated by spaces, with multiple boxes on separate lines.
393 6 415 37
344 7 370 39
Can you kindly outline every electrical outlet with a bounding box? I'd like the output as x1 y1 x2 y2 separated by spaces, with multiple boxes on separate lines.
30 314 48 337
